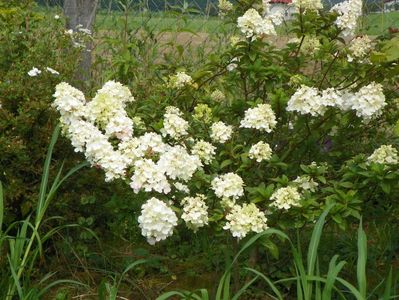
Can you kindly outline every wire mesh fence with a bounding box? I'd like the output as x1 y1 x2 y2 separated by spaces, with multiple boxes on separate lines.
36 0 399 37
35 0 399 77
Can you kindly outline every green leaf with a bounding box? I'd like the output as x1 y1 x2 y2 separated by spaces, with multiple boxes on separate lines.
380 182 391 194
357 219 367 299
220 159 232 169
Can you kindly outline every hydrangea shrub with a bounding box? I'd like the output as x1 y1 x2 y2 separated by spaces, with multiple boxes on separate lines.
53 0 399 244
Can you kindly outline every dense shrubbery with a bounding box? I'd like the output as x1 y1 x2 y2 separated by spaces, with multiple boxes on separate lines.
0 0 81 221
1 0 399 298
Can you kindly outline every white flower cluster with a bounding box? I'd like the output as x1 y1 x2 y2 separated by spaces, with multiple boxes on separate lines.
223 203 268 239
181 194 209 231
289 36 321 56
347 35 373 63
293 175 319 192
287 83 386 119
28 67 41 77
130 158 171 194
249 141 273 162
367 145 399 165
292 0 323 11
270 186 302 210
130 145 202 193
240 104 277 133
53 82 130 182
54 81 204 188
287 85 326 116
28 66 59 77
192 140 216 165
331 0 362 36
211 173 244 200
227 57 239 72
119 132 166 165
350 82 386 118
158 145 202 182
210 121 233 143
162 106 189 139
210 89 226 102
237 8 276 40
218 0 233 17
174 182 190 193
138 198 178 245
86 80 135 140
168 71 194 89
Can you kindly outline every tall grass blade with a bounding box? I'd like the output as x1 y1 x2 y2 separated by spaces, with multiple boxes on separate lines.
307 203 335 299
117 259 148 288
292 247 308 299
231 275 259 300
307 204 335 278
383 268 393 300
316 259 321 300
7 255 23 299
357 219 367 298
156 291 188 300
322 255 346 300
215 271 228 300
233 229 289 265
245 267 283 300
44 161 89 217
336 277 365 300
37 125 60 220
223 271 231 300
38 279 88 297
0 181 4 231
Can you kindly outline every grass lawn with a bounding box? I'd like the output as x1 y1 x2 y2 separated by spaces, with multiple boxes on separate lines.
95 12 234 34
361 11 399 35
94 10 399 36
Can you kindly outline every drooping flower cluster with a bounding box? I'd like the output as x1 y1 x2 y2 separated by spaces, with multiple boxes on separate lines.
270 186 302 210
287 83 386 119
138 198 178 245
86 80 135 140
211 173 244 200
237 8 276 40
168 71 194 89
192 140 216 165
367 145 399 165
210 121 233 143
347 35 373 63
53 82 130 182
218 0 233 17
292 0 323 11
181 194 209 231
162 106 189 139
249 141 273 162
240 104 277 132
293 176 319 192
54 81 205 189
223 203 268 239
331 0 362 36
